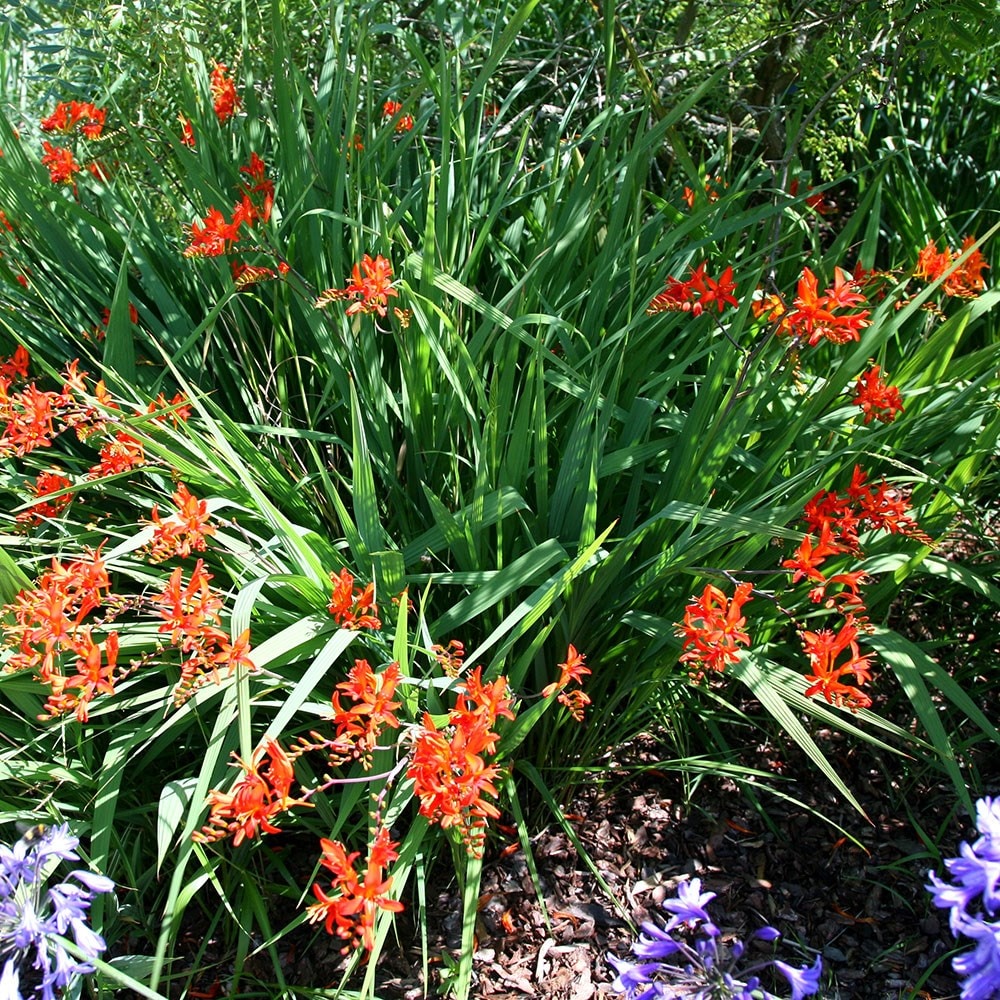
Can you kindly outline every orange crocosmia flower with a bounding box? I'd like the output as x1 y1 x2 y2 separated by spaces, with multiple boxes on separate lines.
786 266 870 347
801 618 874 711
647 262 739 317
852 364 904 424
327 568 381 630
408 714 504 849
184 206 242 258
40 142 82 185
149 559 224 648
41 101 106 139
307 827 404 953
145 391 191 425
0 383 64 458
178 113 196 147
207 628 255 674
172 624 254 706
808 568 869 612
42 628 120 723
195 738 306 845
455 666 516 735
146 482 217 562
210 63 240 124
330 659 402 762
88 430 145 478
238 153 274 224
15 470 73 524
381 100 413 132
914 240 950 283
948 237 989 297
316 254 398 317
802 465 931 550
857 477 932 544
2 547 121 718
407 669 514 851
675 581 753 678
682 176 724 209
87 160 115 182
788 179 832 214
231 262 277 289
541 643 590 699
0 344 29 381
801 487 860 551
752 292 793 336
432 639 465 677
914 237 989 298
781 521 845 585
558 687 591 721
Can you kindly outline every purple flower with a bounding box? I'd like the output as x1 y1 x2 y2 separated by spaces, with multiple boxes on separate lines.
0 824 113 1000
773 956 823 999
928 870 983 932
927 796 1000 1000
947 844 1000 916
606 954 662 999
662 877 717 931
951 915 1000 1000
974 799 1000 861
0 959 20 1000
608 880 821 999
632 921 686 960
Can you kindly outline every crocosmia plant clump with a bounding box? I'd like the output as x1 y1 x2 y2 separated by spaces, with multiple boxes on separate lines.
0 824 114 1000
927 796 1000 1000
608 878 822 999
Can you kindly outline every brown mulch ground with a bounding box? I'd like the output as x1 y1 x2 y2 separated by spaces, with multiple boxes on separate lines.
356 729 986 1000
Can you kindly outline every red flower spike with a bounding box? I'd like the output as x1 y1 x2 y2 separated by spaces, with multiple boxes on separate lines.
407 669 515 852
306 828 404 953
781 522 845 585
327 569 381 630
330 660 401 764
210 63 240 124
541 644 591 699
15 470 73 525
914 237 988 298
40 142 81 185
675 582 753 679
146 482 217 562
41 101 106 139
195 739 307 845
801 619 874 711
0 344 30 381
647 262 739 317
852 365 904 424
178 114 196 147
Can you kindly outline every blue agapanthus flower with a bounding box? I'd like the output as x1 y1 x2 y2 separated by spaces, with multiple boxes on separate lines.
928 797 1000 1000
608 877 822 999
0 823 114 1000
